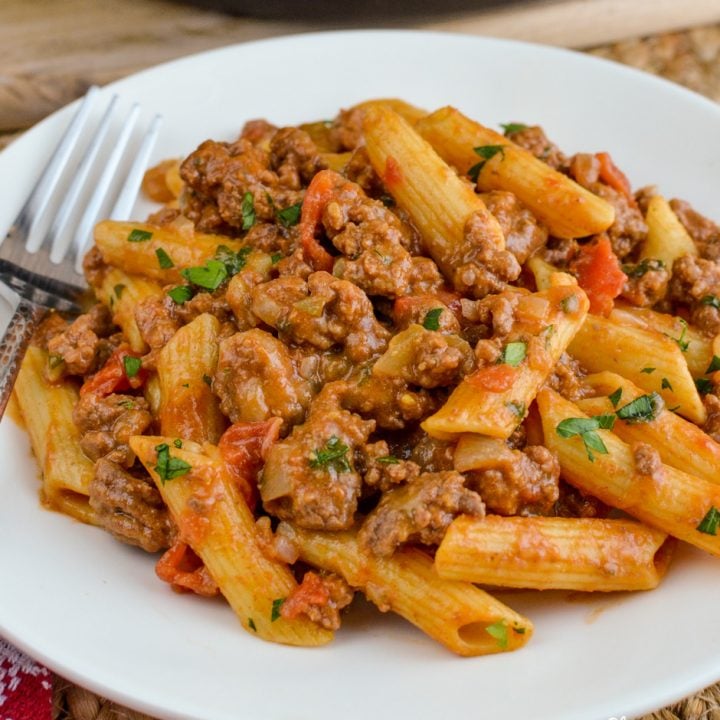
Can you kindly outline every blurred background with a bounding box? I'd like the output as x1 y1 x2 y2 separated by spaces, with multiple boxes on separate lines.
1 0 720 149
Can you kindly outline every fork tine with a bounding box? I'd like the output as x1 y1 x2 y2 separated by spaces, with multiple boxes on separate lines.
47 95 119 264
21 86 99 250
69 103 141 271
110 113 163 220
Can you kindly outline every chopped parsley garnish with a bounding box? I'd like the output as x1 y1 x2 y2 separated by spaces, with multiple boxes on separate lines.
701 294 720 310
118 400 135 410
696 377 713 395
640 367 655 374
167 285 194 304
706 355 720 374
248 618 257 632
661 377 673 391
122 356 142 378
422 308 443 331
621 258 665 278
113 283 126 299
380 194 395 207
154 442 191 484
215 244 252 277
271 598 285 622
506 401 526 418
560 294 579 314
202 374 212 386
276 203 302 228
665 319 690 352
180 259 228 291
271 252 283 264
513 626 526 635
377 455 400 464
241 192 255 231
309 436 351 473
155 247 174 269
608 387 623 407
468 145 506 182
173 439 183 449
127 228 153 242
48 353 64 369
485 620 508 649
500 341 527 367
500 122 527 135
616 392 663 424
556 416 614 462
697 506 720 535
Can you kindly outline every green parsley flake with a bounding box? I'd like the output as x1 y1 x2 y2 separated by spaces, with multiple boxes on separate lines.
271 252 283 264
154 443 191 484
506 401 526 418
241 192 255 231
114 283 126 299
215 245 252 276
123 356 142 378
608 387 623 408
556 416 614 462
309 436 351 473
701 295 720 310
48 353 64 370
167 285 194 304
706 355 720 374
500 122 527 135
513 626 526 635
271 598 285 622
248 618 257 632
380 194 396 207
127 228 153 243
616 392 663 424
155 247 174 269
173 439 183 449
276 203 302 228
202 374 212 386
422 308 443 331
661 377 673 391
118 400 135 410
621 258 665 278
468 145 506 182
501 341 527 367
665 319 690 352
696 377 713 395
485 620 508 649
377 455 400 465
180 259 228 291
697 506 720 535
560 294 580 314
640 367 656 374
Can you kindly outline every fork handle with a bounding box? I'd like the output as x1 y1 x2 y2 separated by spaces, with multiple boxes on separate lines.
0 297 47 419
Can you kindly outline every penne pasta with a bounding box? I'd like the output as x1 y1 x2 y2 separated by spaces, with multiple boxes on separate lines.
569 312 706 424
639 194 698 267
435 515 673 592
14 346 97 524
423 280 588 439
94 220 245 282
157 313 226 443
578 371 720 487
537 387 720 557
130 436 333 647
415 106 615 239
278 522 532 656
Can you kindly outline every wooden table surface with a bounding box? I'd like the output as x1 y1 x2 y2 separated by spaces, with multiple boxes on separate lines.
2 2 720 720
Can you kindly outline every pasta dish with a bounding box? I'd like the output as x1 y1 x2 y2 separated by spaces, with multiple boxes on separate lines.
12 99 720 655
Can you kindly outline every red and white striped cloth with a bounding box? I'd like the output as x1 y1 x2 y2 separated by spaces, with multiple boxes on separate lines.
0 637 52 720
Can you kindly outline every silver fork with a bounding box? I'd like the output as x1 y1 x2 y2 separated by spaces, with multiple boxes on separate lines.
0 87 162 417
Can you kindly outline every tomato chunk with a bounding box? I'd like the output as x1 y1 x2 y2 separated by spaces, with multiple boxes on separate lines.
466 364 517 392
79 346 147 397
571 235 626 316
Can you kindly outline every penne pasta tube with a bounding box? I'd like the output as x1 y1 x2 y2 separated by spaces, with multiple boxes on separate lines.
348 98 428 125
435 515 673 592
639 194 698 267
610 304 714 379
94 220 245 282
569 313 706 424
423 280 588 439
537 388 720 557
94 268 164 353
362 105 507 292
14 346 97 524
578 371 720 487
157 313 225 444
130 436 332 647
278 522 532 656
415 106 615 239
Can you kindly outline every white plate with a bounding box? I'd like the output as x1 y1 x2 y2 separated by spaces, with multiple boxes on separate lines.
2 30 720 720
